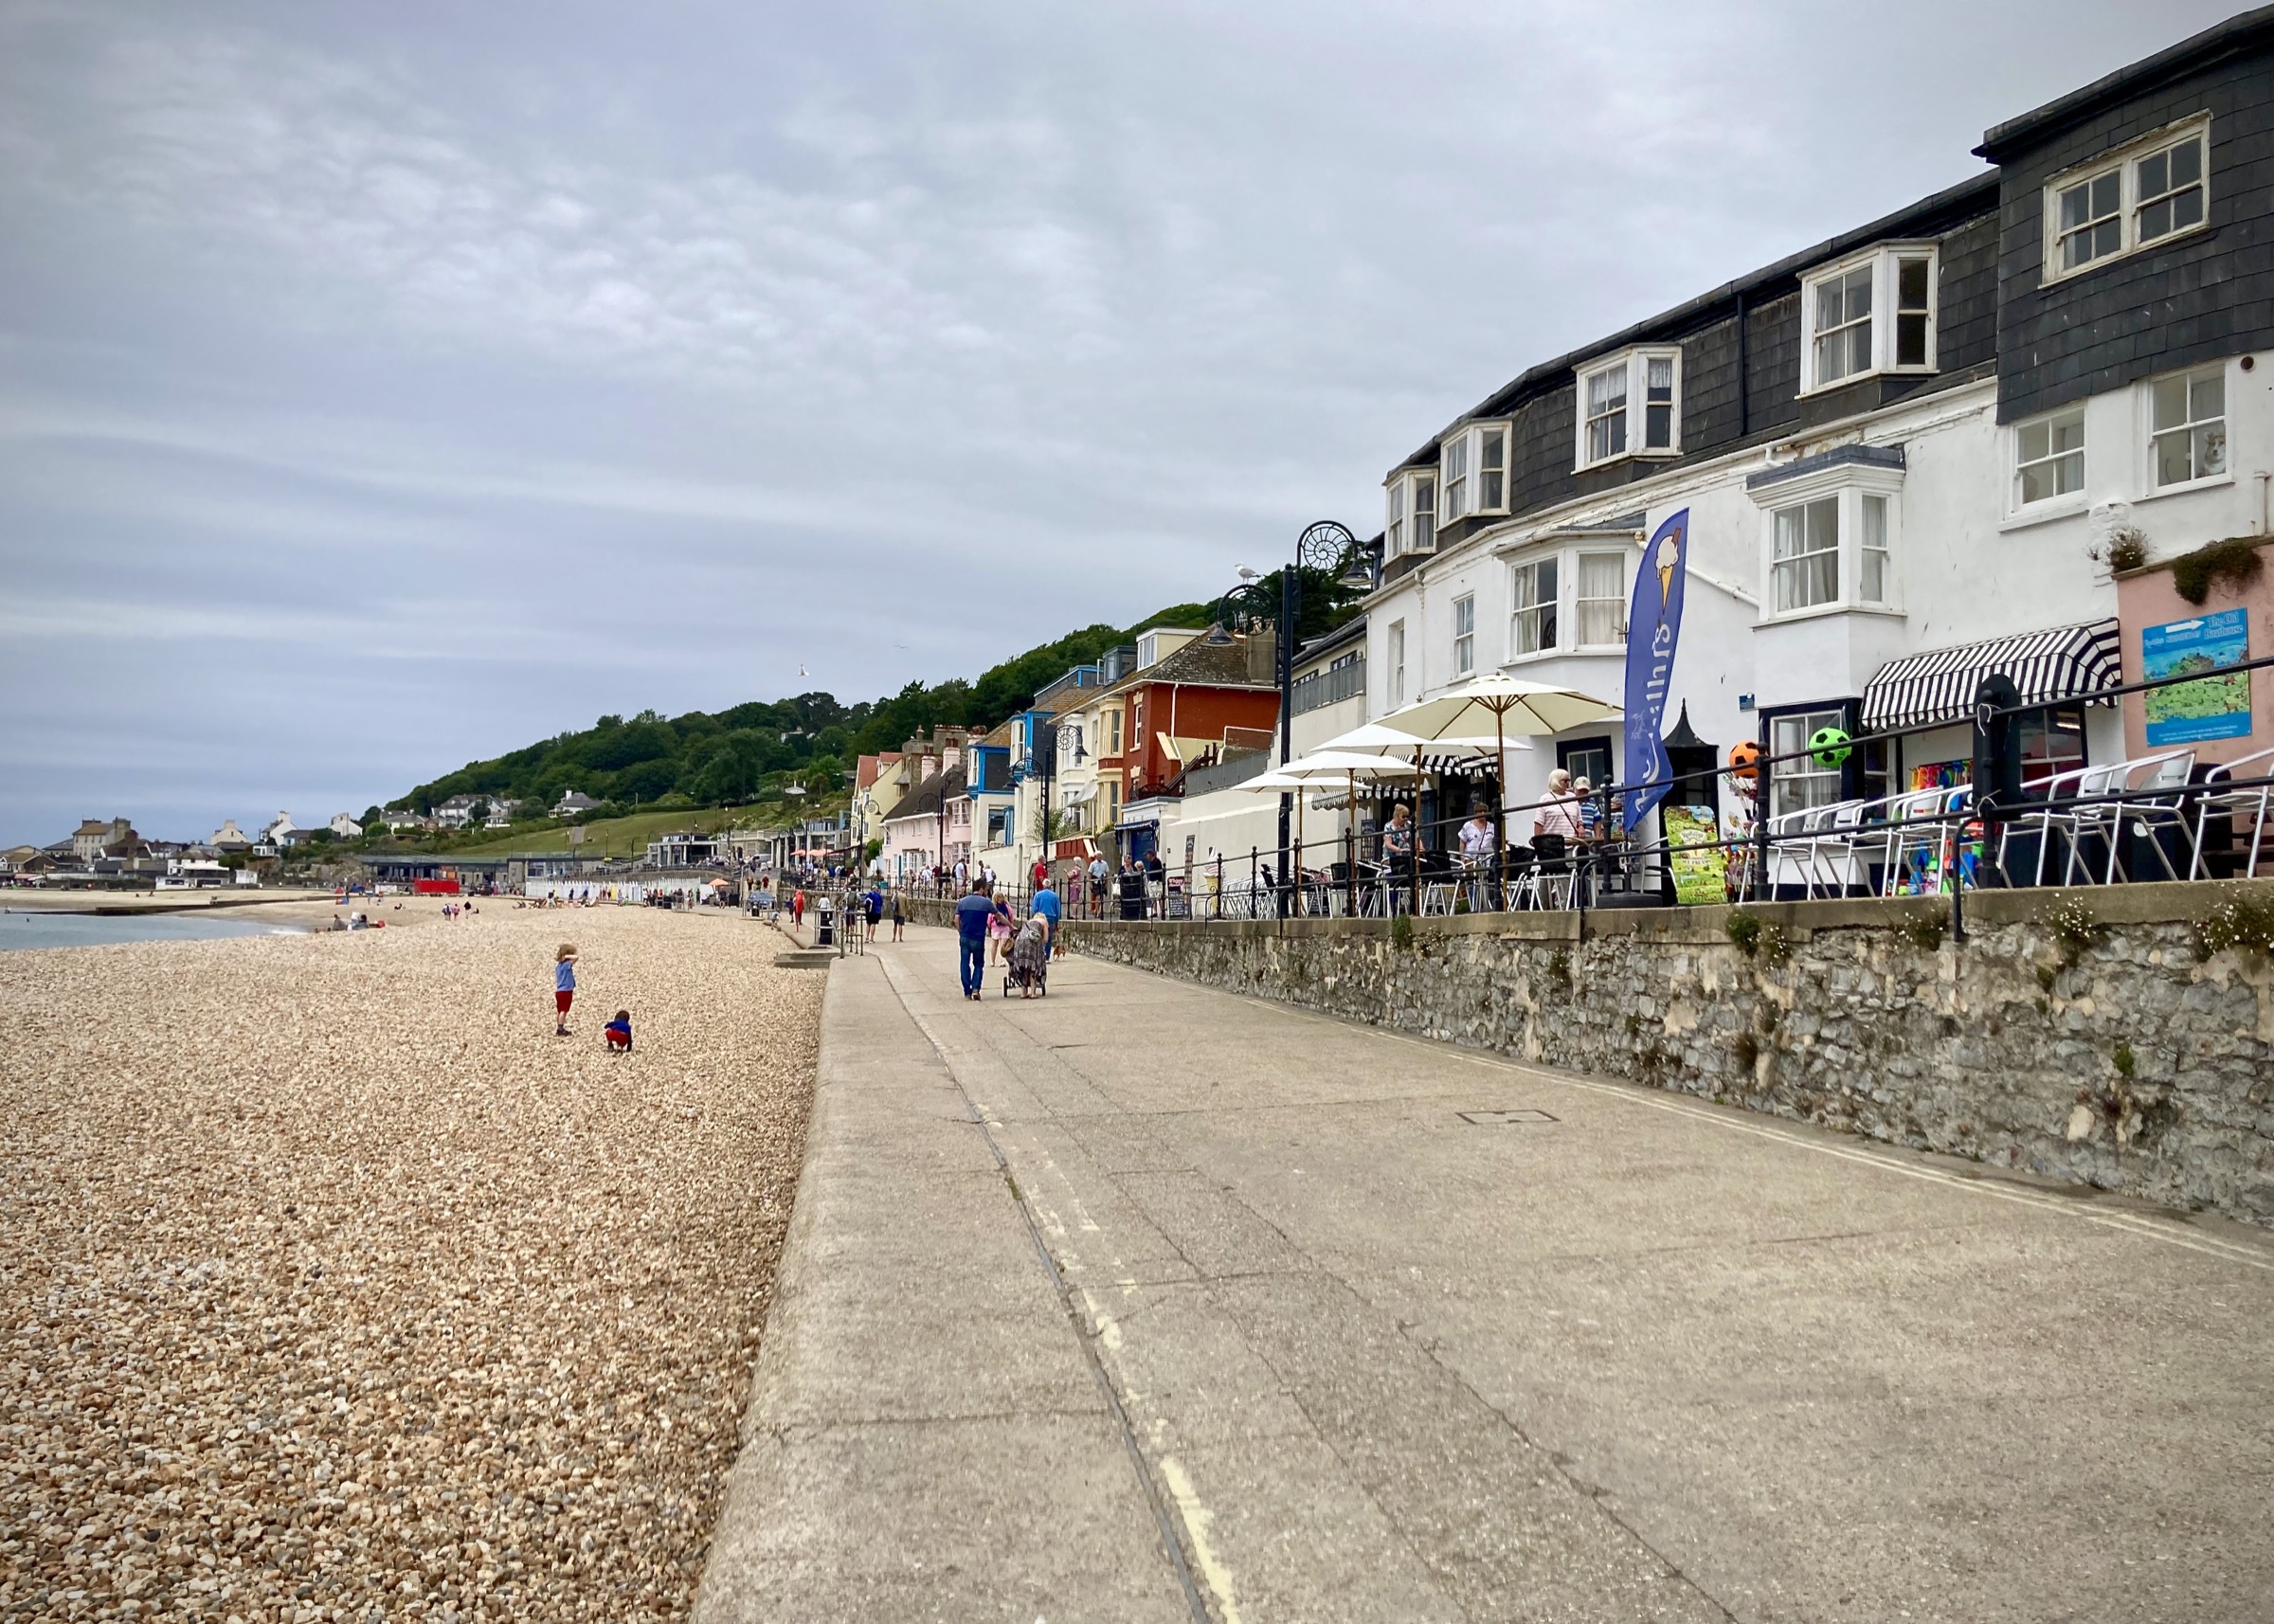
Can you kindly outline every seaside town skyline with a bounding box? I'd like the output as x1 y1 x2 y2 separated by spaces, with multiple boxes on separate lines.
0 0 2230 850
11 11 2274 1623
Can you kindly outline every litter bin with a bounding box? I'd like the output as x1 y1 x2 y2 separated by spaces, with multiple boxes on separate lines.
815 898 836 947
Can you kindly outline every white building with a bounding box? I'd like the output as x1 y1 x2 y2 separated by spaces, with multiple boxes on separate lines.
1359 17 2274 865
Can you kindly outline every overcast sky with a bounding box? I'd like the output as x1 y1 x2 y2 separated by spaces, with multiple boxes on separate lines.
0 1 2239 845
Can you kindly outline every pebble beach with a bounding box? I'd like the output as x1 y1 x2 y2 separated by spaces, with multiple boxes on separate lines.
0 905 822 1621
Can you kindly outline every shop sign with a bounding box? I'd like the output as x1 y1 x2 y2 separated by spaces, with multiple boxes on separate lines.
2141 607 2251 745
1662 803 1725 905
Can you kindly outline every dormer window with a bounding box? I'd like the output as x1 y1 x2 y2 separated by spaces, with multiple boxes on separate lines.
1384 468 1437 557
1574 348 1680 470
1438 422 1510 525
1799 244 1937 393
2042 116 2211 284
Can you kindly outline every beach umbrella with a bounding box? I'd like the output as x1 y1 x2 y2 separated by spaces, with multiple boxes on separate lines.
1242 750 1427 905
1374 676 1621 907
1381 677 1618 814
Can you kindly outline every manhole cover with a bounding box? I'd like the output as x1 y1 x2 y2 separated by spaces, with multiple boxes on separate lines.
1457 1109 1559 1126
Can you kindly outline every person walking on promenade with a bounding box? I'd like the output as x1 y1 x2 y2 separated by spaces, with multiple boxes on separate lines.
1089 853 1108 917
1031 873 1064 958
890 889 906 942
954 879 997 1001
987 890 1015 965
552 944 578 1036
792 886 805 932
863 883 883 942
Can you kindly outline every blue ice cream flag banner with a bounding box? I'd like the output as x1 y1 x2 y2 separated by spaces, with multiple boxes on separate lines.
1621 509 1691 831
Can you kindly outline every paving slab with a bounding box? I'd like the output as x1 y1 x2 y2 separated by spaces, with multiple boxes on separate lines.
702 926 2274 1624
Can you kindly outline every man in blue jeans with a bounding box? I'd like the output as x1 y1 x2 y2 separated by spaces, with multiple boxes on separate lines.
953 879 998 1001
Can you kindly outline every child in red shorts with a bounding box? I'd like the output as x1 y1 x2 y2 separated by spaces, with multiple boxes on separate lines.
553 945 577 1036
604 1010 633 1054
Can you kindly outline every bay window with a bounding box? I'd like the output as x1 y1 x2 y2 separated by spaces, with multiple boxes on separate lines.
1509 557 1559 655
1773 498 1840 610
1383 469 1437 557
1437 421 1511 525
2043 116 2211 283
1859 495 1889 606
1753 467 1903 618
1574 347 1681 469
1575 552 1627 646
1799 245 1937 392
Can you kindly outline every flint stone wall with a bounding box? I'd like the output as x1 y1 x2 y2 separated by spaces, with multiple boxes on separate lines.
946 883 2274 1228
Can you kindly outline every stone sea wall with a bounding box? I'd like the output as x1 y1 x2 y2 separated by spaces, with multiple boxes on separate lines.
1008 883 2274 1227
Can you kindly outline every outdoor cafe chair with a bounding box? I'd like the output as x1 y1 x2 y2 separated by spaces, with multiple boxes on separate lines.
1877 785 1969 896
2190 746 2274 880
2046 752 2193 886
2000 762 2100 887
1526 833 1575 910
2106 751 2197 883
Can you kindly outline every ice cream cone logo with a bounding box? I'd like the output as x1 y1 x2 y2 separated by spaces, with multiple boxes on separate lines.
1652 529 1683 624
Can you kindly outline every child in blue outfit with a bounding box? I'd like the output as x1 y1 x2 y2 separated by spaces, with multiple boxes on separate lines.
604 1010 633 1054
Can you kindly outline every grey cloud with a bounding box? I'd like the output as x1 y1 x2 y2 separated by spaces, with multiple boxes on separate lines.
0 0 2241 841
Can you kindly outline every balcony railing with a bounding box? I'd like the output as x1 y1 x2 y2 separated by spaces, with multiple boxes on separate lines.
1290 658 1365 716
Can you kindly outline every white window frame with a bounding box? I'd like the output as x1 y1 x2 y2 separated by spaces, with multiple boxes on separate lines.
2012 406 2086 512
2041 115 2211 287
1573 550 1628 649
1798 244 1939 395
1507 555 1560 657
1452 593 1476 676
1574 346 1682 470
1438 421 1512 524
1749 464 1905 621
1383 469 1438 557
1441 436 1470 526
1386 619 1406 707
2144 362 2229 494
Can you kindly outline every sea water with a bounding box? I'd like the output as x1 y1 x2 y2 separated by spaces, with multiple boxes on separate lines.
0 910 304 952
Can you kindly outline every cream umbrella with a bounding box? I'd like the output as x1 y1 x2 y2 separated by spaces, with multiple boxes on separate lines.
1243 751 1427 912
1377 676 1622 907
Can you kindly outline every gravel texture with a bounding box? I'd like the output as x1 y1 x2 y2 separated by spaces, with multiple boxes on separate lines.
0 906 822 1621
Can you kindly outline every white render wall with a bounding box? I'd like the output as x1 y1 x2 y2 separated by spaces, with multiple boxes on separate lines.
1364 352 2273 803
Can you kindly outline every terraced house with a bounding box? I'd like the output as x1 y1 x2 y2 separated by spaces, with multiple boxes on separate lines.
1366 8 2274 842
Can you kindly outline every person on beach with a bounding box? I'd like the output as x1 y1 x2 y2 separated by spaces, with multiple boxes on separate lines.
953 879 996 1001
553 945 578 1036
604 1010 633 1054
890 890 906 942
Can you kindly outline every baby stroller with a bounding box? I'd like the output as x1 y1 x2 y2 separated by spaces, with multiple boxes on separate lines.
1002 917 1050 998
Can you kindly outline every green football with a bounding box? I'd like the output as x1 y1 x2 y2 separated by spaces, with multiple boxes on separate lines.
1808 727 1852 769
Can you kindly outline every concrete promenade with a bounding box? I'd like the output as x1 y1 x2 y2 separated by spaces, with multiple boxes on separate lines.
695 925 2274 1623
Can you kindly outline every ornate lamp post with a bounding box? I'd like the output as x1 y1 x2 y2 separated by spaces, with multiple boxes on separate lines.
1215 520 1378 913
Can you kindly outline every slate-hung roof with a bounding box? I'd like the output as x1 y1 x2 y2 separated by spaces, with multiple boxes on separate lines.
893 764 969 821
1392 172 2001 476
1081 634 1276 706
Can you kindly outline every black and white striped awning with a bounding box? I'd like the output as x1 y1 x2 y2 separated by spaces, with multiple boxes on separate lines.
1861 618 2121 731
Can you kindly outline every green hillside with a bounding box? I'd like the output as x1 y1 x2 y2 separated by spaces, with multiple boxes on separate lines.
369 565 1362 844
